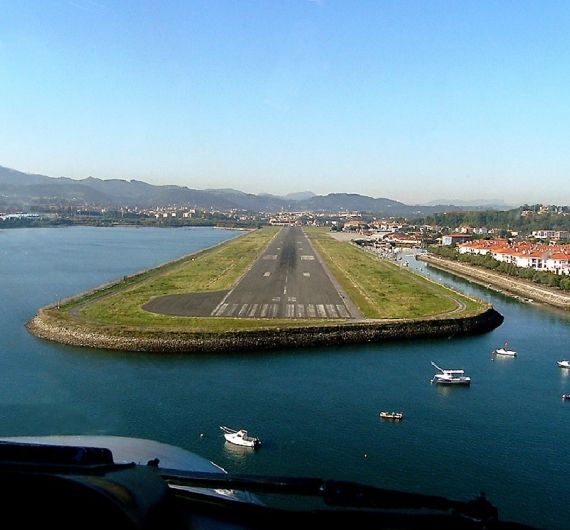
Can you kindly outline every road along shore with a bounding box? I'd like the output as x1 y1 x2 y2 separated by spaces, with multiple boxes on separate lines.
417 254 570 310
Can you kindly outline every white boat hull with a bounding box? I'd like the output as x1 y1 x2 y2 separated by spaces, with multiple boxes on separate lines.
220 426 261 448
432 377 471 385
494 348 516 357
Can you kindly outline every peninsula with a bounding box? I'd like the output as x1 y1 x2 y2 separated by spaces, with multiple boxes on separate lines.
26 226 503 352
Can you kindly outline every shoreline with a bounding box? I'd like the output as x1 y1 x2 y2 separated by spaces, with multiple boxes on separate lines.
25 229 504 354
26 306 503 353
417 254 570 310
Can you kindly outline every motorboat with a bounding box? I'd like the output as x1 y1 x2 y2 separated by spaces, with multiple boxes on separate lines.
493 342 517 357
557 360 570 369
562 394 570 401
220 426 261 448
431 362 471 385
379 411 403 420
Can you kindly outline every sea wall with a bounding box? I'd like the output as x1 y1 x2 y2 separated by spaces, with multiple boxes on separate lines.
417 254 570 310
26 306 503 354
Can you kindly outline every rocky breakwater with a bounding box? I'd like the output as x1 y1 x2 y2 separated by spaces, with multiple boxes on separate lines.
26 305 503 354
418 254 570 310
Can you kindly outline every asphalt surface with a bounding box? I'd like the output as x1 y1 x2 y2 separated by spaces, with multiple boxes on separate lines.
144 226 360 320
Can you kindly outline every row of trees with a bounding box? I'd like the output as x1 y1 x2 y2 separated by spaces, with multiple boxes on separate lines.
429 246 570 292
413 205 570 233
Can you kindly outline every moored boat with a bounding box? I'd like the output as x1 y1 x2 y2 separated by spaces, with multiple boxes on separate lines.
220 426 261 448
379 411 403 420
431 362 471 385
493 342 517 357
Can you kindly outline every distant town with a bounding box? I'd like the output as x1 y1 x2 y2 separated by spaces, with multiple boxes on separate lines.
2 164 570 282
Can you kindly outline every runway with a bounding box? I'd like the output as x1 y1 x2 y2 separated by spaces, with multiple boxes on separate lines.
210 226 358 319
144 226 360 320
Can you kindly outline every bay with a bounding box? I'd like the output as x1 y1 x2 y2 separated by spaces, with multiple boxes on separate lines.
1 226 569 529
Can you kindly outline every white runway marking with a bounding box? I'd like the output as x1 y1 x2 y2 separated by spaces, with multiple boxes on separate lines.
326 304 338 318
212 303 227 316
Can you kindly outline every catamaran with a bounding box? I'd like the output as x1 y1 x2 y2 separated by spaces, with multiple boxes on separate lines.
430 362 471 385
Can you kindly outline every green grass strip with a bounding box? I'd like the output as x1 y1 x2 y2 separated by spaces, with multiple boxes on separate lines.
56 227 314 332
305 227 483 319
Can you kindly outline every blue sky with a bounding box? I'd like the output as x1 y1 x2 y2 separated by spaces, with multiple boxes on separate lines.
1 0 569 205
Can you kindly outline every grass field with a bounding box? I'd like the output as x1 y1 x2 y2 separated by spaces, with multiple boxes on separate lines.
48 225 486 334
305 227 483 318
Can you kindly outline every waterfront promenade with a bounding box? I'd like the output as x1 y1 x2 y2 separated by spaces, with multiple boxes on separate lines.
418 254 570 310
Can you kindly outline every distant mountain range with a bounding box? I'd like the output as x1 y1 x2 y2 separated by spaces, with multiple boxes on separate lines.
0 165 510 217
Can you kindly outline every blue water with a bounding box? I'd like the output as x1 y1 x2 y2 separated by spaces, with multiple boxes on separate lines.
1 227 569 529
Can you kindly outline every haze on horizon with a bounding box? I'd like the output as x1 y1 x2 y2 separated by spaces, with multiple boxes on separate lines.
1 1 569 206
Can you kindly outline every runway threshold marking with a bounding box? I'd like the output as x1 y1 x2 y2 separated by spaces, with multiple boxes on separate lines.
326 304 339 318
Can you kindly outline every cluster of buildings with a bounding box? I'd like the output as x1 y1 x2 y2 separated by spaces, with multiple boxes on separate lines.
457 240 570 275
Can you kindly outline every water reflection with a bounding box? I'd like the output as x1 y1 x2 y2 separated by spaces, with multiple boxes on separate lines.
223 441 256 462
433 384 471 398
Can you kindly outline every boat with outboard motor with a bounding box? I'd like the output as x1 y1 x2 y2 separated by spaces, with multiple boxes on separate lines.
379 411 404 420
431 361 471 385
493 342 517 357
557 360 570 369
220 426 261 448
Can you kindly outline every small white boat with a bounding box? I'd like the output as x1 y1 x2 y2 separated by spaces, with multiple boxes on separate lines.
557 360 570 369
493 342 517 357
220 426 261 448
379 411 403 420
431 362 471 385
